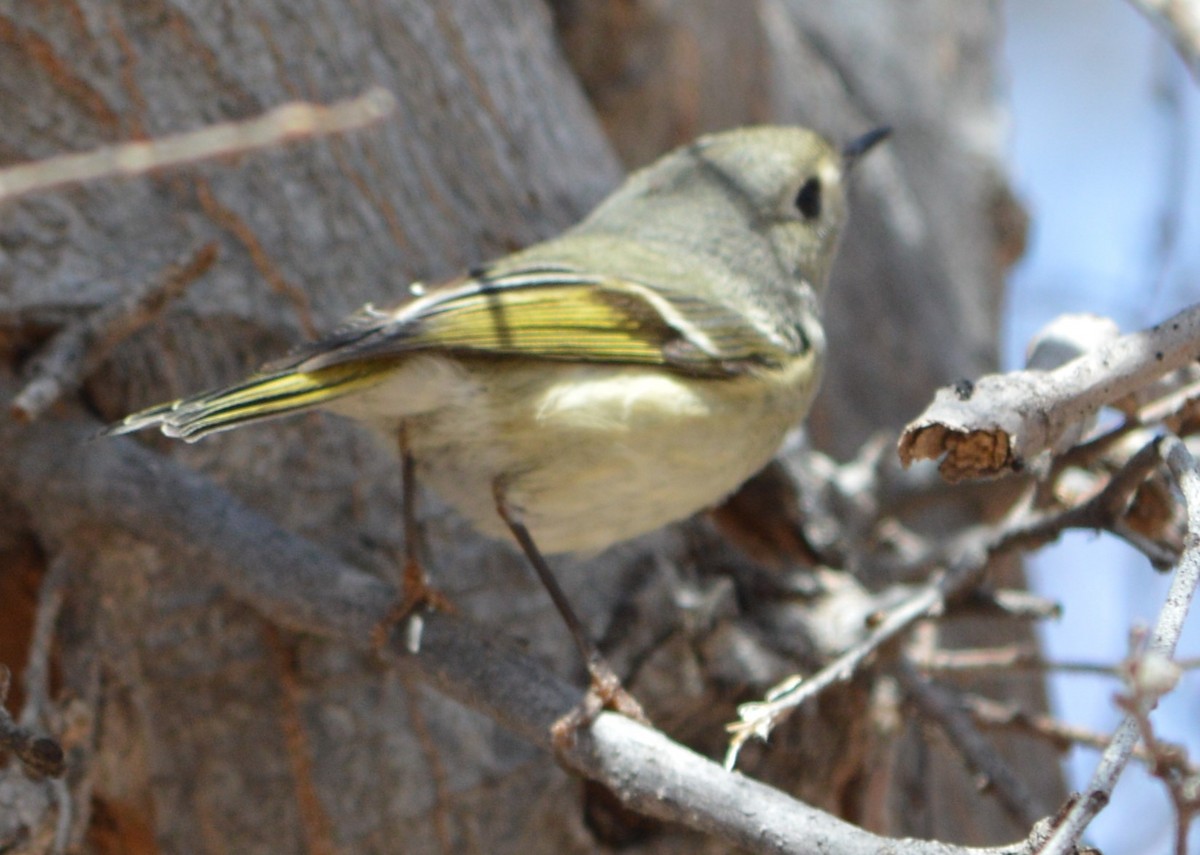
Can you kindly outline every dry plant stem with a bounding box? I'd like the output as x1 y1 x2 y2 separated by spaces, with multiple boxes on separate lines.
0 88 396 203
1123 686 1199 855
963 692 1190 771
725 568 953 769
0 666 65 778
951 590 1062 622
895 660 1043 826
1125 0 1200 79
19 551 71 729
11 243 218 422
727 439 1165 768
0 413 1058 855
50 776 71 855
1037 436 1200 855
1138 375 1200 425
1050 420 1142 472
915 645 1200 679
900 302 1200 480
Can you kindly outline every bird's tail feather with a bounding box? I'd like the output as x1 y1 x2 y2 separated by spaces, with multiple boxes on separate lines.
103 361 393 442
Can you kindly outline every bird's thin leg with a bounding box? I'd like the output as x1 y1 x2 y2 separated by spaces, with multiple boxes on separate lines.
399 424 423 584
492 482 648 742
373 425 454 651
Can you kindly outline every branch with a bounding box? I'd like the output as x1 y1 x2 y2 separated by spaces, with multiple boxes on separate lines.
11 243 218 422
1037 436 1200 854
1125 0 1200 80
727 438 1166 767
726 568 954 768
916 645 1160 678
1117 642 1200 854
963 691 1195 772
0 87 396 203
0 666 64 778
899 303 1200 481
0 410 1060 855
895 660 1043 826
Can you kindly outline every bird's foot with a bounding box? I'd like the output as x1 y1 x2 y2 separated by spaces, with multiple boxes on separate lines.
371 558 456 653
551 656 649 753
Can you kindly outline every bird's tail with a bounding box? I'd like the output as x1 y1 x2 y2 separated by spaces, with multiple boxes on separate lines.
103 360 394 442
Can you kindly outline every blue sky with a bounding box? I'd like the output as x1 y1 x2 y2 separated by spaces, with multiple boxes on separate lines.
1003 1 1200 851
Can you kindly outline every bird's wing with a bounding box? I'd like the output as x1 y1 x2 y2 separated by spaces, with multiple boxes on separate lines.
273 263 794 378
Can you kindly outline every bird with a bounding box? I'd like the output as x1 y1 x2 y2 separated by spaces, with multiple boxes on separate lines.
106 124 889 729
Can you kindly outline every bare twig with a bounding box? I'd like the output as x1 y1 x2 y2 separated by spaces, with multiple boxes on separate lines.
895 660 1044 826
988 440 1166 554
1125 0 1200 80
0 87 396 203
18 550 72 730
0 666 65 778
916 646 1113 678
1146 46 1189 302
948 589 1063 622
726 439 1166 768
1037 436 1200 854
725 567 952 769
10 243 218 422
1116 633 1200 855
920 646 1200 678
963 692 1194 771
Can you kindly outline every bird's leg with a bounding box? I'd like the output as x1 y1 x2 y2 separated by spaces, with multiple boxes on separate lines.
492 482 648 744
372 425 455 651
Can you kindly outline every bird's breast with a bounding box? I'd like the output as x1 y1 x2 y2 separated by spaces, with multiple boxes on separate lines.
405 349 823 554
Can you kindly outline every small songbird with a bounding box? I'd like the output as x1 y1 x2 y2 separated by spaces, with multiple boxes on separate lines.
107 125 888 722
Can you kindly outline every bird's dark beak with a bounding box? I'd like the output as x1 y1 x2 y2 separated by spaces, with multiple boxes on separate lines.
842 126 891 170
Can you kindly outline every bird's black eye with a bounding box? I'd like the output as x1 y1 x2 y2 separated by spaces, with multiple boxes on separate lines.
795 177 822 220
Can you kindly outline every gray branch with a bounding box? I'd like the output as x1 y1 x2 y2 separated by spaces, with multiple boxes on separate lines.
0 407 1059 855
1036 437 1200 854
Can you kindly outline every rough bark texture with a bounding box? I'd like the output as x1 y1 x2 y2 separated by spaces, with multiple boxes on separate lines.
0 1 1060 853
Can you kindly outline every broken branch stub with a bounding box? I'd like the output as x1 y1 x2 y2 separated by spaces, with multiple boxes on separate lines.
897 371 1052 482
899 304 1200 482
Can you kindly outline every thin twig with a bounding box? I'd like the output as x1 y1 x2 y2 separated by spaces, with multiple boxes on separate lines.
947 589 1063 622
1037 436 1200 854
725 568 951 769
963 692 1195 772
1146 47 1189 302
726 439 1166 768
0 87 396 202
988 439 1165 556
0 665 65 778
916 646 1115 677
1115 632 1200 855
11 243 218 421
1125 0 1200 80
895 660 1044 826
19 550 73 730
921 646 1200 677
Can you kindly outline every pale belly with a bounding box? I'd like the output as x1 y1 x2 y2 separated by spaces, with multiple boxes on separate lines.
386 356 821 554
